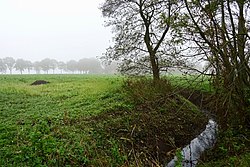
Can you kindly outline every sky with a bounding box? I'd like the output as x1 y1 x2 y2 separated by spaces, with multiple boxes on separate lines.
0 0 112 62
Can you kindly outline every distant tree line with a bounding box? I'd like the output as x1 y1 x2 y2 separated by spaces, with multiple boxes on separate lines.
0 57 118 74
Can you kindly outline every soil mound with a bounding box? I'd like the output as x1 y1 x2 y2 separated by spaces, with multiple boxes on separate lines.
31 80 50 86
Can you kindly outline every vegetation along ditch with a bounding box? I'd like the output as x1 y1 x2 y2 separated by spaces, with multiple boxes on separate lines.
1 0 250 166
0 75 208 166
0 75 249 166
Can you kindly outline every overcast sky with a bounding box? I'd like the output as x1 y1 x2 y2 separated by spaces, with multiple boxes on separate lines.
0 0 112 62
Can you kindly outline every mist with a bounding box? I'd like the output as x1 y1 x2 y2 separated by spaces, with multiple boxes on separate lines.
0 0 112 62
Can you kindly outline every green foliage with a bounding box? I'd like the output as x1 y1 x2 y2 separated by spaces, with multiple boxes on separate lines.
123 77 174 104
204 0 219 15
0 74 126 166
1 75 248 166
93 77 208 165
198 124 250 167
101 0 185 79
168 75 250 167
160 13 170 27
108 139 127 165
167 75 212 92
175 148 183 167
198 153 250 167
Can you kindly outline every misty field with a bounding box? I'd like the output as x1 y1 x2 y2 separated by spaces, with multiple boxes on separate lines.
3 75 247 167
0 75 130 166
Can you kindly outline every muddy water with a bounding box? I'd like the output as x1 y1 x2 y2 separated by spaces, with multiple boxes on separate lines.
166 119 218 167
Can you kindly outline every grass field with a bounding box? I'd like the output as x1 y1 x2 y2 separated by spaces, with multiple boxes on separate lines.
0 74 215 166
1 74 249 166
0 75 130 166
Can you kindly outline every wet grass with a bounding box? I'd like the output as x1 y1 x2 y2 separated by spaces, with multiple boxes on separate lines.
0 75 126 166
0 74 208 166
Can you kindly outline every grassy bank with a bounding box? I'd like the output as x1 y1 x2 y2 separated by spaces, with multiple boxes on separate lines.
167 75 250 167
0 75 207 166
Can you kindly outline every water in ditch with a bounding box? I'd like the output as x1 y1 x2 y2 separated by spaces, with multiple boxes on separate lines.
166 119 218 167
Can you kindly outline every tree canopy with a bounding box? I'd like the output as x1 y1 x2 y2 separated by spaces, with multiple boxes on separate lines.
0 57 113 75
3 57 15 74
14 59 31 74
101 0 250 128
182 0 250 121
101 0 184 80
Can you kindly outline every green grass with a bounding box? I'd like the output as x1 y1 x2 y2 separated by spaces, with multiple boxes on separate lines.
0 74 128 166
166 75 250 167
3 74 247 167
0 74 210 166
167 74 213 92
0 75 250 167
198 153 250 167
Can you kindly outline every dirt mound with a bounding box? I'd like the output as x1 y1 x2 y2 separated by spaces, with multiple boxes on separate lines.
31 80 50 85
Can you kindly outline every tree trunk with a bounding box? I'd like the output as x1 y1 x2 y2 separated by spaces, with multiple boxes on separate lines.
150 53 160 81
237 0 249 87
144 26 160 81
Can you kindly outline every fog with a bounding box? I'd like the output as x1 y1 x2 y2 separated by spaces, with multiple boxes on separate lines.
0 0 112 62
